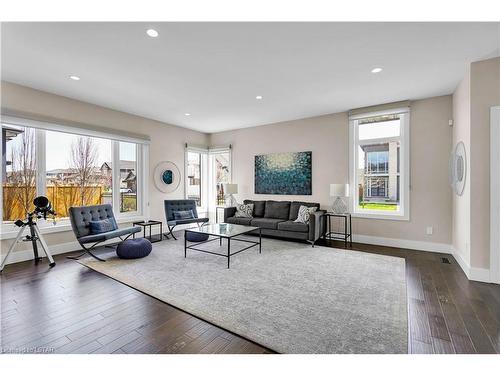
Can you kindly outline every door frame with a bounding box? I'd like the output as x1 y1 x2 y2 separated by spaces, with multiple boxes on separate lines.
490 106 500 284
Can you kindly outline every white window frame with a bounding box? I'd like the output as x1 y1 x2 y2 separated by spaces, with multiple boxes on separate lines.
0 116 150 239
349 108 410 221
208 146 232 213
184 145 209 214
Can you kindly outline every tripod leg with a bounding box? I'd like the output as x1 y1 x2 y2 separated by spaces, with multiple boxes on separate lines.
33 224 55 268
0 226 27 272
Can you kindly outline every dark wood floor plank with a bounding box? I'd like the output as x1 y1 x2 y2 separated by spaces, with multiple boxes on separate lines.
2 240 500 355
432 337 455 354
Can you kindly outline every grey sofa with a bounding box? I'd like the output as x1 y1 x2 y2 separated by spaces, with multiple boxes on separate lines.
223 200 326 246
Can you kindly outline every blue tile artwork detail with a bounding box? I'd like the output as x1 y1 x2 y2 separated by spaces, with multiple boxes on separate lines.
255 151 312 195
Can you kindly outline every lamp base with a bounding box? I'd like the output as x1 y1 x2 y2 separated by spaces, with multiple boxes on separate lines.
225 195 237 207
332 197 348 214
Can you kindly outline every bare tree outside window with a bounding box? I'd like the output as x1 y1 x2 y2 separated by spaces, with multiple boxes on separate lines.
70 136 99 206
3 127 37 220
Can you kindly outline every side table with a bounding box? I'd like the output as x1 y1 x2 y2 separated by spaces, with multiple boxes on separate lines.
133 220 163 243
324 213 352 248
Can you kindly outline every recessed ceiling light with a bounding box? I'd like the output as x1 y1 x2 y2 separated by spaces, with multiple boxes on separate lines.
255 95 263 100
146 29 159 38
184 113 191 116
371 67 383 74
69 75 80 81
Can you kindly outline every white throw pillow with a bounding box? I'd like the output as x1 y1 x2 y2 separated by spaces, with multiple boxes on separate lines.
235 203 254 218
294 205 317 224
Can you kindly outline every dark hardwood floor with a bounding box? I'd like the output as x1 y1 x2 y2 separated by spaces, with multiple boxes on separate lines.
1 238 500 354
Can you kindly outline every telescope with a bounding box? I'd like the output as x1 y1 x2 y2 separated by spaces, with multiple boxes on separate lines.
1 195 56 272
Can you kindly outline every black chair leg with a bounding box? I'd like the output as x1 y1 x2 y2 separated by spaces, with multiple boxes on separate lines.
168 225 177 240
66 251 87 260
67 242 106 262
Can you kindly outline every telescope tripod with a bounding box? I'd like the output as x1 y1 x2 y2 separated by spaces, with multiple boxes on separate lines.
0 216 56 272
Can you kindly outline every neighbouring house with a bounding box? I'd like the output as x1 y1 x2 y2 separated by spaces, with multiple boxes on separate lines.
100 161 137 192
358 141 400 203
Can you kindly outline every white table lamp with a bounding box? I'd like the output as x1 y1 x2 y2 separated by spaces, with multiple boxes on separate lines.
223 183 238 207
330 184 349 214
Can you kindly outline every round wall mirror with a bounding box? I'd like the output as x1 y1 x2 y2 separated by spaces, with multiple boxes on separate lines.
450 141 467 196
154 161 181 193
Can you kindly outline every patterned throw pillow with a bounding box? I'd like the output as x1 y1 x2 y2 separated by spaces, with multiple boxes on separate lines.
89 218 118 234
174 210 195 220
294 205 317 224
235 203 254 218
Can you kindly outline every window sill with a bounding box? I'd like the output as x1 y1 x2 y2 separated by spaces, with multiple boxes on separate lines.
0 215 146 240
351 212 409 221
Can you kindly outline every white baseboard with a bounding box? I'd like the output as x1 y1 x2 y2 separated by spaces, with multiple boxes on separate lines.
452 249 492 283
352 234 495 283
352 234 454 254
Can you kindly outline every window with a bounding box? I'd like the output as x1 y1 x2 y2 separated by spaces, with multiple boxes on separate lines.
1 118 148 228
210 149 231 206
2 125 37 222
45 131 112 219
184 145 231 220
349 109 409 219
119 142 137 213
186 151 202 206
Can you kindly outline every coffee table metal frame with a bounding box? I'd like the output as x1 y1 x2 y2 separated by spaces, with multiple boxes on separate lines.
184 225 262 268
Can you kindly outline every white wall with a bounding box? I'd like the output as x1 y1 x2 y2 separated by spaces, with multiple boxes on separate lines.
452 70 471 270
470 57 500 270
210 95 453 247
1 81 209 262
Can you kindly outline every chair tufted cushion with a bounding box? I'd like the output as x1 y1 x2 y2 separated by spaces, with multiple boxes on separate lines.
116 238 152 259
164 200 199 222
69 204 116 238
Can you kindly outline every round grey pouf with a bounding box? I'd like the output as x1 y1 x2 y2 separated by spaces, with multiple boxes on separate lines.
116 238 152 259
185 231 209 242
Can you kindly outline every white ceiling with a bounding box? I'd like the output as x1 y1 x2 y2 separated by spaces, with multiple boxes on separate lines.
1 22 499 133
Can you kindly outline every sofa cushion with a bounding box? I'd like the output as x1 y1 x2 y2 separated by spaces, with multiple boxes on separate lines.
244 200 266 217
235 203 254 218
277 220 309 233
289 201 321 221
294 205 318 224
250 217 285 230
264 201 291 220
226 216 253 226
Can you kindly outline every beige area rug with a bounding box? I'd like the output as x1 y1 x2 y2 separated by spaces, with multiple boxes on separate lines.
80 233 408 353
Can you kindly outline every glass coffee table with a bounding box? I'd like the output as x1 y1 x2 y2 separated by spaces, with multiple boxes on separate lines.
184 223 262 268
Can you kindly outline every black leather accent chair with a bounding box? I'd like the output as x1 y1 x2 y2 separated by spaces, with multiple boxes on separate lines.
164 199 209 240
68 204 141 261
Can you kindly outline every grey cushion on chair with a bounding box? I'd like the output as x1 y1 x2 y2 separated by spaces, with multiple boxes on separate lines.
78 227 141 244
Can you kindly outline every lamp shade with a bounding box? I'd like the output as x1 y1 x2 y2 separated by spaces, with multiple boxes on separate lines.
223 183 238 194
330 183 349 197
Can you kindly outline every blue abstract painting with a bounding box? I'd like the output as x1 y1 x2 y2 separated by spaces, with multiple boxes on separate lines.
255 151 312 195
